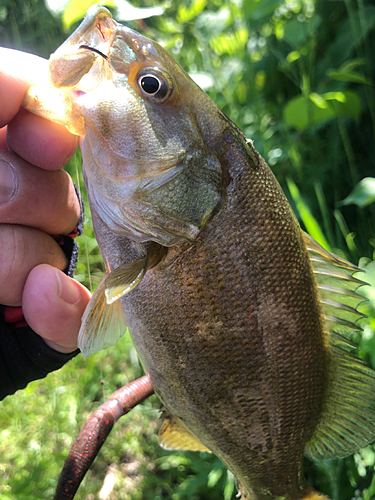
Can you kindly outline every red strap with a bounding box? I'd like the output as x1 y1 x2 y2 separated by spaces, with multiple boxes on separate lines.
4 306 28 328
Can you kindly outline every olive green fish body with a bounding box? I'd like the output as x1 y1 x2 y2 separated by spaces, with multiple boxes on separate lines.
23 6 375 499
92 126 327 498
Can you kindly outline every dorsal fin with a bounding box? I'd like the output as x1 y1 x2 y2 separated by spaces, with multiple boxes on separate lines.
303 232 375 459
304 232 367 338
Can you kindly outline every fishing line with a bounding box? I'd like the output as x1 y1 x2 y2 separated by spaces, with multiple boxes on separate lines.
73 150 105 397
73 150 93 294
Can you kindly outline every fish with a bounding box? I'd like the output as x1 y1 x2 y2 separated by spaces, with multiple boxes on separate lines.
23 5 375 499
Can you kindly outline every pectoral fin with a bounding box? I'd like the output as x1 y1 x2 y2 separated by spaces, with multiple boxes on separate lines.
105 242 167 304
78 275 127 358
105 258 148 304
78 243 167 357
158 411 210 452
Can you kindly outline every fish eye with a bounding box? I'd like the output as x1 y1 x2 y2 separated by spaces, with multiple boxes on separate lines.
137 68 172 103
140 75 161 95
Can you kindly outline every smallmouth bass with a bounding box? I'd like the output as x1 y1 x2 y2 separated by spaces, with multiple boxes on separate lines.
23 6 375 499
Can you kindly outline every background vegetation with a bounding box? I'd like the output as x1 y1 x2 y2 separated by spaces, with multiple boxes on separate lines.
0 0 375 498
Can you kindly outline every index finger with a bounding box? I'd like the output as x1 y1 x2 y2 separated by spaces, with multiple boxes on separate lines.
0 48 48 127
0 48 78 169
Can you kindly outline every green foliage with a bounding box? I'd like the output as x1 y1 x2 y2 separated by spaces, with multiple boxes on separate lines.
341 178 375 209
0 0 375 499
287 177 332 250
284 91 361 131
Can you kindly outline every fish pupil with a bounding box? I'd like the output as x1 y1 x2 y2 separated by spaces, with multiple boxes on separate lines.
140 75 160 94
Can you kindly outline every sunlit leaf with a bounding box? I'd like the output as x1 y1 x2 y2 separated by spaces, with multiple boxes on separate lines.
207 465 223 487
284 91 361 131
286 50 301 63
287 178 331 251
341 178 375 208
177 0 206 24
210 28 249 56
328 69 372 85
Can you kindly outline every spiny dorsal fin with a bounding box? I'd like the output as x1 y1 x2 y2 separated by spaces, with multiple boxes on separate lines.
303 232 375 459
158 410 210 452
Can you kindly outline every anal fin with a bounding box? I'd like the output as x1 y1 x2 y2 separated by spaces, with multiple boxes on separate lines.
158 410 210 452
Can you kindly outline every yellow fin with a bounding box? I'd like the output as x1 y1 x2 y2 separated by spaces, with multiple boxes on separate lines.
158 411 210 452
105 258 147 305
301 488 331 500
78 275 127 358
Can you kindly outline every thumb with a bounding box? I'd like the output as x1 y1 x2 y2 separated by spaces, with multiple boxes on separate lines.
22 264 91 353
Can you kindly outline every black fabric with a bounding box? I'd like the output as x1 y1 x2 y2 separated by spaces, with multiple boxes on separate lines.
0 185 84 401
0 309 79 400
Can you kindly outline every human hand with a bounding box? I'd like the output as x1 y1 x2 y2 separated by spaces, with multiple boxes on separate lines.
0 48 91 354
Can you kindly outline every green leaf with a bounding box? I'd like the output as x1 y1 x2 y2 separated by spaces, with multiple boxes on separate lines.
287 178 331 251
224 470 236 500
283 19 310 49
286 50 301 63
244 0 282 21
177 0 206 24
210 27 249 56
364 473 375 500
327 60 372 85
207 465 223 488
284 91 361 131
341 178 375 208
328 69 372 85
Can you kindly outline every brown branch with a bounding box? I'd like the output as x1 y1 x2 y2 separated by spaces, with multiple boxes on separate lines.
54 375 154 500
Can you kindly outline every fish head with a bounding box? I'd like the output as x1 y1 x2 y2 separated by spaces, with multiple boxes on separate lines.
25 5 228 246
